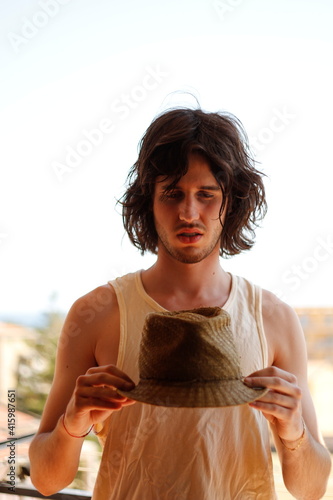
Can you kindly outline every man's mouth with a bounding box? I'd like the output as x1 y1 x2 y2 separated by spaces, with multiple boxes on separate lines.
177 230 203 244
179 232 202 237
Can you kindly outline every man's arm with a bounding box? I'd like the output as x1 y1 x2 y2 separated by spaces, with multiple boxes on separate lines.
29 286 135 496
245 291 331 499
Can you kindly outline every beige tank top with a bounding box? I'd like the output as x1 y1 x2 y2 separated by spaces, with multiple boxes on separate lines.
92 271 276 500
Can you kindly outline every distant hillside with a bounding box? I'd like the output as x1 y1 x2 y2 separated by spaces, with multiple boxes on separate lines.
0 311 65 328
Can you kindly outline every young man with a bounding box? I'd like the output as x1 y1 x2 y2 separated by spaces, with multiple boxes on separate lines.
29 108 331 499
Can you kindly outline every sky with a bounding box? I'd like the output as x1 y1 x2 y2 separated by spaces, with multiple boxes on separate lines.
0 0 333 322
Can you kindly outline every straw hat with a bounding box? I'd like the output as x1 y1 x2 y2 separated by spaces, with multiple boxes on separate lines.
118 307 268 407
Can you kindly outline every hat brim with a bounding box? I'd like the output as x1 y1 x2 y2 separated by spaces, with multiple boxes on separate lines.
118 379 268 408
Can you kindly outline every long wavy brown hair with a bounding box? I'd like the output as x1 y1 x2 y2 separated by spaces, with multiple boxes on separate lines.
120 108 267 257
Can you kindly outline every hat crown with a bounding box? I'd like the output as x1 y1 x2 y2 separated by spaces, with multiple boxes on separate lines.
139 307 242 383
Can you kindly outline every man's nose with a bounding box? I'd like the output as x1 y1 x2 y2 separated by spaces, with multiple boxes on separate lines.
179 198 199 222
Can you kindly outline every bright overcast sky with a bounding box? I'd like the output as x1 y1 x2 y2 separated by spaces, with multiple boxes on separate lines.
1 0 333 320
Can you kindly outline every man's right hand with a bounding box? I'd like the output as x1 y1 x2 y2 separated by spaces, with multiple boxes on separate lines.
63 364 136 436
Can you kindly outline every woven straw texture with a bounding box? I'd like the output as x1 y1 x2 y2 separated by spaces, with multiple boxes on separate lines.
118 307 268 407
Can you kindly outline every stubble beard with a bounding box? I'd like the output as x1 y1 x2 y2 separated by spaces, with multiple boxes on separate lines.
156 226 223 264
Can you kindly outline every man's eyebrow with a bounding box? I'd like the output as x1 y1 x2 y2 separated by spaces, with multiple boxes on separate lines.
160 183 221 191
199 185 221 191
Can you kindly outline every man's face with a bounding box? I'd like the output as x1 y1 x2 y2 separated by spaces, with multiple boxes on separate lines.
153 153 225 264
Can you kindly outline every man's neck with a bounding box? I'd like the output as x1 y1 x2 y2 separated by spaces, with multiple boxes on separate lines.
141 252 231 311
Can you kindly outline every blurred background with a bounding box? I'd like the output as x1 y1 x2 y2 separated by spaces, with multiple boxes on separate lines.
0 0 332 498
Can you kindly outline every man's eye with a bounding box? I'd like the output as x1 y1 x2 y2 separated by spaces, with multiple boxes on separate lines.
163 191 181 199
198 192 214 198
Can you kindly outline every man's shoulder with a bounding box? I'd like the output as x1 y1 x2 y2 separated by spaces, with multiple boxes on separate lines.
231 274 299 324
261 288 298 322
58 284 122 366
66 269 142 329
261 289 306 365
69 284 118 327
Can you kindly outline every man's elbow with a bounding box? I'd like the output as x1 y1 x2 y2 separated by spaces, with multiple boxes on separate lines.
29 465 55 497
29 465 72 497
284 450 331 500
29 442 71 496
30 478 58 498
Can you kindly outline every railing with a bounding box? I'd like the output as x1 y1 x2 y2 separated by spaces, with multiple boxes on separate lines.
0 434 95 499
0 483 91 499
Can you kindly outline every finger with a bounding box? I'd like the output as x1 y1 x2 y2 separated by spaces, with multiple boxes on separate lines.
250 389 301 412
248 399 302 428
86 365 135 385
246 366 296 383
121 398 136 407
78 372 135 391
75 395 135 411
244 376 301 399
76 384 133 403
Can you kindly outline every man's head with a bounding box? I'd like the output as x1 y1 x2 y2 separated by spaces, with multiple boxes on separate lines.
121 108 267 257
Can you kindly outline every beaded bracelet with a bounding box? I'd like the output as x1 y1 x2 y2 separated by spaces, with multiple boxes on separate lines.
279 417 306 451
62 413 93 438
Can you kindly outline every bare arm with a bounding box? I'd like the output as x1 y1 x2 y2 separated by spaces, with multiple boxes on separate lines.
29 286 135 496
245 291 331 499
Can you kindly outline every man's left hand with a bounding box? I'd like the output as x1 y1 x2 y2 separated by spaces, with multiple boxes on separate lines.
244 366 304 442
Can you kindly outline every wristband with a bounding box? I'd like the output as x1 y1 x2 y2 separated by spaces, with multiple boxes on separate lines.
279 417 306 451
61 413 93 438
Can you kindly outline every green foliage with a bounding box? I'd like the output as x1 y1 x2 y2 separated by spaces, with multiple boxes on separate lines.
16 300 65 415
